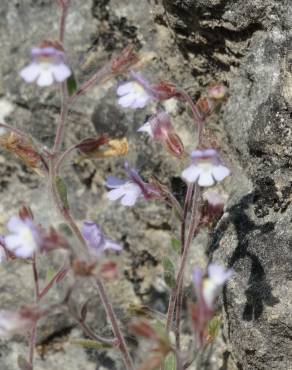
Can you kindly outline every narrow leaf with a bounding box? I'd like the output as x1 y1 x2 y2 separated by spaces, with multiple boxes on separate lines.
162 257 176 289
71 338 112 350
55 176 69 209
171 238 181 254
67 73 78 96
46 266 57 283
207 315 221 342
164 353 176 370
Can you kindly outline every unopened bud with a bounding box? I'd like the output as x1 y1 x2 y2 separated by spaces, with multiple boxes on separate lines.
164 133 185 158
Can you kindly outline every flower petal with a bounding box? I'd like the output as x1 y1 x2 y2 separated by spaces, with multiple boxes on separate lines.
131 94 150 109
198 171 215 187
103 238 122 252
120 184 142 206
118 94 136 108
208 264 233 285
6 217 23 233
51 63 71 82
106 176 126 188
137 122 153 137
117 82 136 96
36 70 54 86
181 165 202 183
19 63 40 83
212 165 230 182
107 187 126 201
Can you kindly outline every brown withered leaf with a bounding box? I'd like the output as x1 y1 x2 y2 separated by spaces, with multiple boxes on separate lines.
129 319 158 339
0 133 43 176
77 137 128 161
76 135 109 154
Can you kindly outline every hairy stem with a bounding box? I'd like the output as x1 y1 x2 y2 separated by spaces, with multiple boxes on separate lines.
174 183 194 348
28 256 40 367
95 278 135 370
166 184 201 331
53 83 69 155
58 0 70 44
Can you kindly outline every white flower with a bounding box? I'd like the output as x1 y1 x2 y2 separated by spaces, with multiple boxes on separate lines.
181 149 230 186
20 46 71 87
117 81 153 109
202 264 233 309
5 216 41 258
106 176 143 207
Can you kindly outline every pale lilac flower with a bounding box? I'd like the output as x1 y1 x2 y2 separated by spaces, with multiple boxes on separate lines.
138 110 173 139
5 216 41 258
20 45 71 87
0 246 6 263
138 111 185 157
117 71 179 109
82 221 122 256
193 263 233 310
117 76 153 109
106 163 161 207
181 149 230 186
0 310 33 339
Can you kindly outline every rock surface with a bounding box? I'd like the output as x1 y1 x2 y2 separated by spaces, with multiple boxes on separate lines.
163 1 292 369
1 0 291 369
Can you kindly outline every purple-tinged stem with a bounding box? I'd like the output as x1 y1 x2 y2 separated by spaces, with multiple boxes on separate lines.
53 83 69 155
95 278 135 370
68 65 112 104
66 306 117 346
28 256 40 368
174 183 194 348
0 122 29 137
58 0 70 44
166 184 201 332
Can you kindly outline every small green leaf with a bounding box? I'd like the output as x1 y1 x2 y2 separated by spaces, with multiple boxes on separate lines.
46 266 57 283
164 352 176 370
207 315 221 342
171 238 181 254
55 176 69 209
67 73 78 96
162 257 176 289
71 338 112 350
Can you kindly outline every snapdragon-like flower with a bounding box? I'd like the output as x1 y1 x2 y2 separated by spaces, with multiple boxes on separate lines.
20 41 71 87
191 263 233 347
181 149 230 187
82 221 122 256
0 310 33 339
194 264 233 310
117 76 153 109
117 71 179 109
5 216 41 258
106 163 161 206
138 111 185 157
